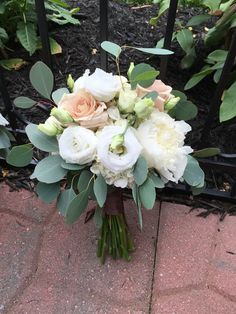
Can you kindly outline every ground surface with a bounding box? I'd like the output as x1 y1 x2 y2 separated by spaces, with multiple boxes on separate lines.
1 182 236 314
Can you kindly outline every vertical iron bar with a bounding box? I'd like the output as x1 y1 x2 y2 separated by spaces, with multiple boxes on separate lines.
35 0 53 70
0 68 18 130
100 0 108 71
200 29 236 146
160 0 178 81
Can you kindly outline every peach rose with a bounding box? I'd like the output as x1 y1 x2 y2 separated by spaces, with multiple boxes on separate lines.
58 90 108 129
136 80 173 112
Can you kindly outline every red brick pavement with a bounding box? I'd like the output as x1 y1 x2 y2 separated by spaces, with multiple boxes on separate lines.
0 183 235 314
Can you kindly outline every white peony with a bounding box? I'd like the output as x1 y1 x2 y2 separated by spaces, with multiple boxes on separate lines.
58 126 97 164
137 110 193 183
73 68 121 102
91 162 134 188
97 125 142 172
0 113 9 126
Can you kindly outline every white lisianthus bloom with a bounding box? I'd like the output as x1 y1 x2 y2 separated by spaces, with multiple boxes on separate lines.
97 125 142 172
0 113 9 126
137 110 193 183
91 162 134 188
73 68 121 102
58 126 97 164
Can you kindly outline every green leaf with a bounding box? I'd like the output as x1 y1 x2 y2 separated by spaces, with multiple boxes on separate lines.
36 181 60 203
149 172 165 188
132 184 143 229
0 58 27 71
93 206 103 229
139 178 156 210
0 129 11 149
0 127 15 142
0 4 5 14
14 96 36 109
16 22 37 56
220 81 236 122
191 181 206 196
25 124 58 152
31 155 67 183
174 100 198 121
186 14 210 26
144 91 158 101
172 90 187 100
180 48 196 69
66 190 89 224
134 47 173 55
29 61 54 99
52 88 69 104
134 156 148 186
207 50 228 63
94 174 107 208
130 63 159 89
184 68 213 90
192 148 220 158
57 188 76 216
203 0 221 11
183 155 205 187
61 161 87 171
77 170 93 192
101 41 122 58
176 29 193 54
213 69 222 83
6 144 33 167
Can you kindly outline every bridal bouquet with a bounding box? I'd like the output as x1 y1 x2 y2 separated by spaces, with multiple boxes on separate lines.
12 42 205 262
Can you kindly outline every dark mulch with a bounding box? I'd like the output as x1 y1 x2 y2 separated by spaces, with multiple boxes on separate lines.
0 0 236 212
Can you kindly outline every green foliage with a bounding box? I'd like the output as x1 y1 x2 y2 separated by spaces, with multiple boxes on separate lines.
14 96 36 109
94 174 107 208
52 88 69 104
133 156 148 186
220 80 236 122
0 127 11 149
193 147 221 157
25 124 58 152
176 29 196 69
183 155 205 187
66 190 89 224
6 144 33 167
139 177 156 209
36 181 61 203
0 0 80 57
130 63 159 89
29 61 54 99
31 155 67 183
57 188 76 215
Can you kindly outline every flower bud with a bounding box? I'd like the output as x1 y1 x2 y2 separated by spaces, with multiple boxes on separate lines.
118 88 137 113
67 74 74 91
164 96 180 111
110 134 125 154
50 107 73 124
127 62 135 80
134 98 154 119
38 116 63 136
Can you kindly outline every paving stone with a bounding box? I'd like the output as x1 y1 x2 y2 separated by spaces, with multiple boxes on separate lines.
208 215 236 299
152 288 236 314
0 213 41 312
153 203 218 292
9 200 159 314
0 183 55 223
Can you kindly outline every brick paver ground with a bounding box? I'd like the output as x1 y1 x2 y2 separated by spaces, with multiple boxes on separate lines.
0 183 235 314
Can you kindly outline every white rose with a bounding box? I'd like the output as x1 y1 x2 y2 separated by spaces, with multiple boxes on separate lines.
58 126 97 164
0 113 9 126
97 125 142 172
137 110 193 183
73 68 121 102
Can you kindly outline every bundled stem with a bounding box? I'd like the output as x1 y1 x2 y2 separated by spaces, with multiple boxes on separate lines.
97 189 134 264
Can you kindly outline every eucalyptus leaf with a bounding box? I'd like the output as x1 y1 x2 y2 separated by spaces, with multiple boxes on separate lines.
132 184 143 229
36 181 60 203
94 174 107 208
31 155 67 183
57 188 76 216
26 124 58 152
183 155 205 187
134 156 148 186
134 47 173 55
0 129 11 149
186 14 210 27
149 173 165 188
101 41 122 58
14 96 36 109
52 88 69 105
6 144 33 167
93 206 103 229
139 178 156 210
173 100 198 121
77 170 93 192
144 91 158 101
192 148 220 158
66 190 89 224
130 63 159 89
61 161 87 171
29 61 54 99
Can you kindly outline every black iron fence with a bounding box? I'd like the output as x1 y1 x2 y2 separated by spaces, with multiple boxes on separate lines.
0 0 236 201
